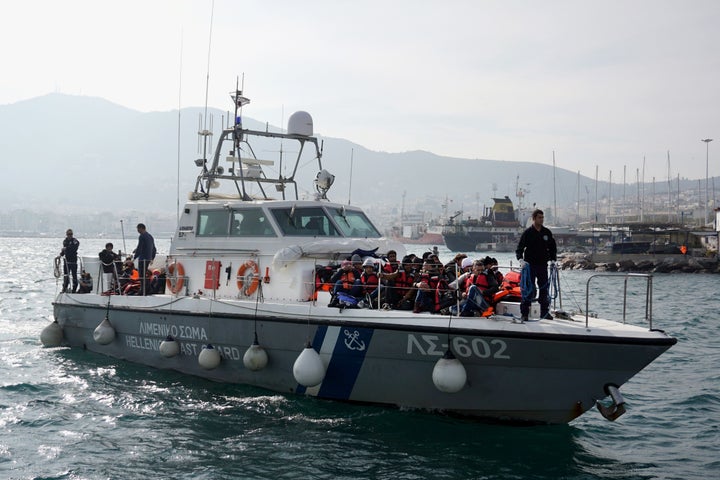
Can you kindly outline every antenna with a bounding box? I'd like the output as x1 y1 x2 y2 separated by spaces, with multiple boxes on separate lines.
176 28 183 223
198 0 215 182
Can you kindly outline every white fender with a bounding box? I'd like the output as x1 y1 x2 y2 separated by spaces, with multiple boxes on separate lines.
159 335 180 358
243 340 268 371
432 350 467 393
293 343 325 387
93 317 116 345
40 320 63 347
198 344 221 369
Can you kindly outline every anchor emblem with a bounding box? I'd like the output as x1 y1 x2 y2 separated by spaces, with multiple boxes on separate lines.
343 329 366 351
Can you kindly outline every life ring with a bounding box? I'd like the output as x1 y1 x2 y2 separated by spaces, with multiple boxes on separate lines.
166 262 185 294
237 260 260 296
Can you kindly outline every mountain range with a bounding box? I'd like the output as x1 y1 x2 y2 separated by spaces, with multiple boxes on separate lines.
0 93 699 228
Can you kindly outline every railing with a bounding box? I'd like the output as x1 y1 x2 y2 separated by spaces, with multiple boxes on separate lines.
585 273 653 329
65 256 174 296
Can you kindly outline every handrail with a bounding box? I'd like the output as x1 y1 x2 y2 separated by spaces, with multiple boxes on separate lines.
172 247 261 254
585 273 653 329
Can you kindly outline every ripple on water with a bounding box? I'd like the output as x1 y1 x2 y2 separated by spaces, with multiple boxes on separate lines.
1 238 718 479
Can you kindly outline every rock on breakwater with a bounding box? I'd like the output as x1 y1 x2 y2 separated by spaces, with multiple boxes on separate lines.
559 252 720 274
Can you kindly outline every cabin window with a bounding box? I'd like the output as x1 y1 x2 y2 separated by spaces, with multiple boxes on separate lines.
230 208 276 237
270 207 340 237
329 208 381 238
197 210 230 236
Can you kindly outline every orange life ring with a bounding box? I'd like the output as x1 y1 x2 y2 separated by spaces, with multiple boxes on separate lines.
237 260 260 296
166 262 185 294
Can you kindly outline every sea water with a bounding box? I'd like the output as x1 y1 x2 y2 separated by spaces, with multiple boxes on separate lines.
0 238 718 480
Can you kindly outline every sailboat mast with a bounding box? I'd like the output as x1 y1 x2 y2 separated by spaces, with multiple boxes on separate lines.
636 168 640 222
552 151 557 224
576 170 580 226
642 156 646 222
608 170 612 220
594 165 598 223
622 165 626 225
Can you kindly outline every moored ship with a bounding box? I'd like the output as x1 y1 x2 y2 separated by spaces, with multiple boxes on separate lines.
442 196 524 252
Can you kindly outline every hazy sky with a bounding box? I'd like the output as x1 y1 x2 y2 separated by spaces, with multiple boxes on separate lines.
2 0 719 182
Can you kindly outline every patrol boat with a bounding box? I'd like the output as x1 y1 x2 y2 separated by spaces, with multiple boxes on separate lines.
43 86 676 424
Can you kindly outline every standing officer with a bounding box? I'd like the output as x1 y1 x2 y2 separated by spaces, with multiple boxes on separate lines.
60 228 80 293
515 209 556 321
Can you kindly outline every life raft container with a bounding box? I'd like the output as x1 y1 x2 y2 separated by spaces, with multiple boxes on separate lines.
237 260 260 296
166 262 185 294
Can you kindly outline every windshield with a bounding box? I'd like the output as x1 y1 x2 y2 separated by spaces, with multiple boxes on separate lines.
197 208 277 237
328 207 381 238
270 207 340 237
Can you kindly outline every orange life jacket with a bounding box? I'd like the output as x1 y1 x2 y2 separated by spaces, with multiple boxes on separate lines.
361 272 379 293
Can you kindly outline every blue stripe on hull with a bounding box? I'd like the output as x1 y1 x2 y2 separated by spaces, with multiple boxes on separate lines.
296 325 374 399
318 327 374 399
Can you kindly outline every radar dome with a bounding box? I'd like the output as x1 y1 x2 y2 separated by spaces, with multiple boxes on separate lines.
288 111 313 136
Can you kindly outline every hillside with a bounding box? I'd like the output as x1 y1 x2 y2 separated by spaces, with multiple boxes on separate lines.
1 93 693 230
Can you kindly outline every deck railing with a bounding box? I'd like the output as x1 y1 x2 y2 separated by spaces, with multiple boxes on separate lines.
585 273 653 329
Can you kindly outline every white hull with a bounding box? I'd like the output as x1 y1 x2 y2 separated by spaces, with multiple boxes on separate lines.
53 292 674 424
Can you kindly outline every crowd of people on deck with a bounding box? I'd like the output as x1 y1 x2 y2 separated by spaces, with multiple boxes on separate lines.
321 249 513 316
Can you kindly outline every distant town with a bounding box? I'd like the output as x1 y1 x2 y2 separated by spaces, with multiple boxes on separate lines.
3 182 717 251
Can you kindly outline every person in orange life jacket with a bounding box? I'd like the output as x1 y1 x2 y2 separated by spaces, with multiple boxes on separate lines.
360 258 380 303
60 228 80 293
489 257 504 284
413 260 450 313
459 256 499 317
448 257 475 290
444 253 468 283
377 250 398 303
381 250 399 274
381 256 416 309
118 258 140 293
447 257 476 315
330 260 362 297
431 259 457 310
412 263 434 313
150 268 166 294
402 253 420 273
425 252 441 271
515 209 557 321
350 253 363 272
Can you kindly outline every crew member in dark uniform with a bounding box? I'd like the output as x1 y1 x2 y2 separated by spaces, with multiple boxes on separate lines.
99 242 121 293
133 223 156 294
515 209 556 321
60 228 80 293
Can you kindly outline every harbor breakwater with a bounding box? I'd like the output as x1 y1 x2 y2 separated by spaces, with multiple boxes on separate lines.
559 252 720 273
